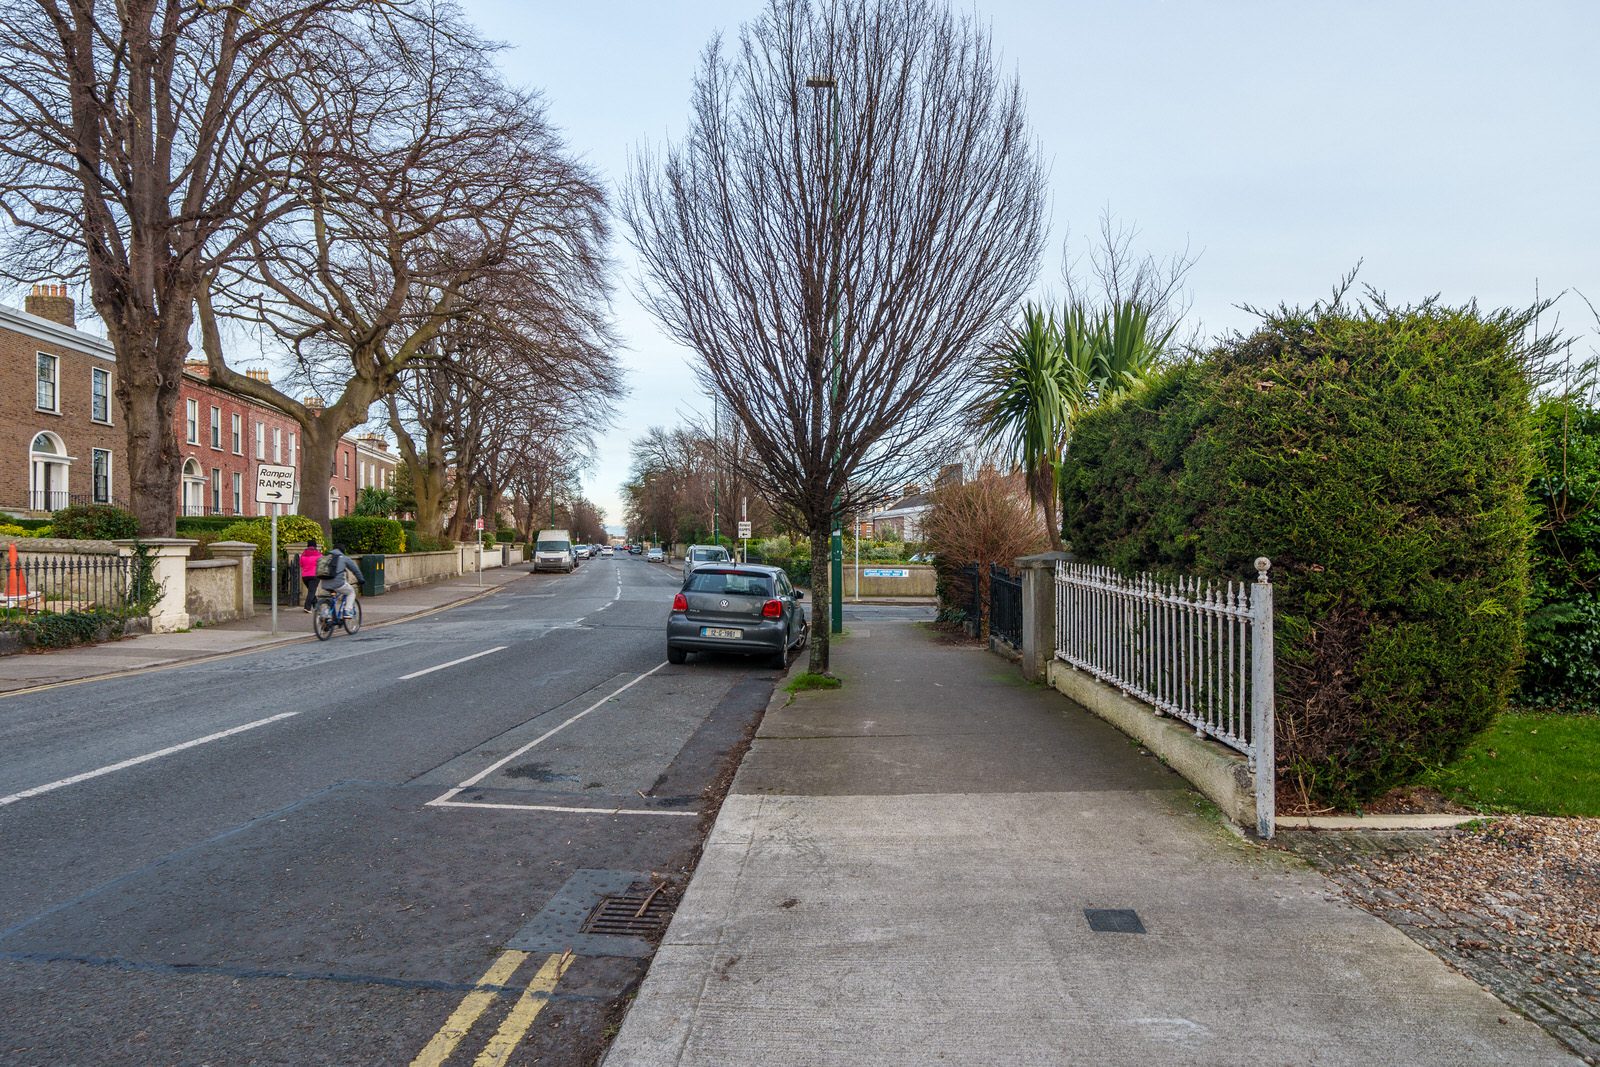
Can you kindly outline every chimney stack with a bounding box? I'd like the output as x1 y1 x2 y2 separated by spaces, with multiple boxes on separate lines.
244 367 272 384
24 283 76 329
303 395 324 415
184 358 210 378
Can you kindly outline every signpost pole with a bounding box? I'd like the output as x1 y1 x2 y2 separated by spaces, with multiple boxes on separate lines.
270 504 279 635
256 463 297 638
476 497 483 588
854 516 860 602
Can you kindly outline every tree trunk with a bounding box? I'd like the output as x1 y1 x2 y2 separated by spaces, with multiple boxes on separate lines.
118 361 183 536
298 422 342 543
807 521 831 674
1044 487 1063 553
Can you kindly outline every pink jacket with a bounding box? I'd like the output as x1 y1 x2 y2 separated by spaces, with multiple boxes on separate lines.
298 547 322 578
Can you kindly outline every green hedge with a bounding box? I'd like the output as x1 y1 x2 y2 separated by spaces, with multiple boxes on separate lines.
330 516 405 554
175 516 242 535
1520 398 1600 710
1061 300 1539 806
51 504 138 540
218 515 326 564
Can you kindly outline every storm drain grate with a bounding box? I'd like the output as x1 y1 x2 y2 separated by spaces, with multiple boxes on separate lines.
580 884 674 937
1084 908 1146 933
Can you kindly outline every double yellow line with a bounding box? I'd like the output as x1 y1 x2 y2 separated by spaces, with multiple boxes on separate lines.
411 949 574 1067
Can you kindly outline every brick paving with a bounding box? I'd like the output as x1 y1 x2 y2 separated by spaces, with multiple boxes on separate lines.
1284 826 1600 1065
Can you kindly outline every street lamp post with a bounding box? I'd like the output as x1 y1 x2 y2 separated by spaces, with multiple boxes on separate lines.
807 73 844 636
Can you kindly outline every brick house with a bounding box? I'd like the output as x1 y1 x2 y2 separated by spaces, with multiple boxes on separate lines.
4 286 400 521
1 287 128 514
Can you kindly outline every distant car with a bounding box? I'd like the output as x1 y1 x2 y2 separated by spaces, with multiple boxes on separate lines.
667 564 806 668
630 545 643 555
600 546 615 558
682 543 732 578
532 530 574 573
647 546 664 563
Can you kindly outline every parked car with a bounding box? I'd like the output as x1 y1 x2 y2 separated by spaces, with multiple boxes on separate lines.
600 546 615 558
647 546 664 562
532 529 575 573
629 545 643 555
666 564 806 668
682 543 732 578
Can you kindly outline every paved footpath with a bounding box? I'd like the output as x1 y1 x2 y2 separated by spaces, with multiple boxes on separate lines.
0 566 528 694
605 619 1580 1066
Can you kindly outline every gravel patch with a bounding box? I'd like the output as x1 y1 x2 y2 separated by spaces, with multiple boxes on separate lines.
1284 817 1599 1064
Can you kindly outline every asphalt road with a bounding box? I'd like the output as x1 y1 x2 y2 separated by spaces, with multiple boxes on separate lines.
0 554 782 1066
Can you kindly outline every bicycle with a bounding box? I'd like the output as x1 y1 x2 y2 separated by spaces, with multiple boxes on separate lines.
312 588 362 640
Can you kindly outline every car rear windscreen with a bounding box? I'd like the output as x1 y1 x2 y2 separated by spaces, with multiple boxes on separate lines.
685 571 775 597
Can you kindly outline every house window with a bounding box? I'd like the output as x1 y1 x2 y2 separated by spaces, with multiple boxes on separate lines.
288 432 296 467
91 367 111 424
210 405 222 449
231 413 242 454
342 452 349 478
256 422 265 460
273 427 282 462
92 448 112 504
359 460 366 487
231 472 242 514
211 468 222 512
329 485 339 519
186 399 199 443
36 353 58 411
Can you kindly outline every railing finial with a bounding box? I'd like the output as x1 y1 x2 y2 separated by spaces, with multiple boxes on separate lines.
1254 557 1271 584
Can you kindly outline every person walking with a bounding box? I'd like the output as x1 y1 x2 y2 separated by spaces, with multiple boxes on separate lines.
299 539 322 612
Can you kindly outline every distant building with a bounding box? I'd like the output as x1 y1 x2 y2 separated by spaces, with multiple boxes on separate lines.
3 284 397 520
865 463 962 540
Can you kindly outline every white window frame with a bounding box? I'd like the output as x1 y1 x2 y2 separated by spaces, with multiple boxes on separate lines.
36 352 59 413
231 471 242 514
288 431 296 467
230 412 242 454
186 399 199 444
255 421 265 460
91 448 112 504
91 367 112 425
273 427 282 463
210 405 222 449
211 467 222 512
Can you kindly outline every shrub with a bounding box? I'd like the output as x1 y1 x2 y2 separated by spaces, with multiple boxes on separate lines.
0 523 26 539
353 486 398 517
51 504 138 540
330 516 405 554
479 530 497 547
496 528 518 543
1519 398 1600 711
28 609 123 648
30 524 52 538
407 532 452 553
217 514 326 564
1062 298 1540 806
175 516 241 536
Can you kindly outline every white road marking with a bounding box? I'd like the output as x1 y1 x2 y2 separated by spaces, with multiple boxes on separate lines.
427 662 668 806
0 712 299 807
399 646 508 681
429 800 697 817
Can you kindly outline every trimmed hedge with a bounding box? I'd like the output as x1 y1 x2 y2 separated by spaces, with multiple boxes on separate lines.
175 516 242 535
330 516 405 554
51 504 138 540
1520 398 1600 710
217 514 326 564
1062 300 1539 806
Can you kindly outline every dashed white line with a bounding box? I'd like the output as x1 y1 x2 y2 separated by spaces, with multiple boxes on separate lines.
399 646 508 681
0 712 299 807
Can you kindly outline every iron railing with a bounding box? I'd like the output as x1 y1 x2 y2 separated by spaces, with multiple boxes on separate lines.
27 491 130 513
1055 558 1276 838
989 564 1022 648
1 552 137 627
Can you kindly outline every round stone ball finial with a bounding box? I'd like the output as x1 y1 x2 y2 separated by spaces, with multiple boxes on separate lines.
1254 556 1271 582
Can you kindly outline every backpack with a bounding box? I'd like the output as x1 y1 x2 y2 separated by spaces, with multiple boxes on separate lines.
315 552 335 579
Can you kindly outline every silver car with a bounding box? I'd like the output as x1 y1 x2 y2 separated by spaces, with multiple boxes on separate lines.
682 543 732 577
667 564 806 668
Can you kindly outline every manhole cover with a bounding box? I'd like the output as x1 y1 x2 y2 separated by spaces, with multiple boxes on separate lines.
581 884 674 937
1084 908 1146 933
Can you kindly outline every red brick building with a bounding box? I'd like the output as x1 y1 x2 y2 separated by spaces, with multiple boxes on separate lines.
3 286 397 522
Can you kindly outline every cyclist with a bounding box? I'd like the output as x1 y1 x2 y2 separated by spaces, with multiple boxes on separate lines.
317 544 364 620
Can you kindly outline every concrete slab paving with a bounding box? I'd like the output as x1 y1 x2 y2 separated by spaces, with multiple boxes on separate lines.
604 619 1580 1066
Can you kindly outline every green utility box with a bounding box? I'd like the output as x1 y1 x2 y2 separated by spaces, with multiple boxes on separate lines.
358 554 386 596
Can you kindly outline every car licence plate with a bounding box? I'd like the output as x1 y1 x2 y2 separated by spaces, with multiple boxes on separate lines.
701 627 742 640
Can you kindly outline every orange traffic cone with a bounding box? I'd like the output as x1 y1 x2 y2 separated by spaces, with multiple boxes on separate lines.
4 542 25 600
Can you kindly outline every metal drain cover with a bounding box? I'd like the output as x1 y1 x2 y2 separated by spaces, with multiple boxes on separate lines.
581 885 674 937
1084 908 1146 933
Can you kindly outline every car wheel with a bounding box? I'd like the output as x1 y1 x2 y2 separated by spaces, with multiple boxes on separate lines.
667 646 688 665
767 646 789 670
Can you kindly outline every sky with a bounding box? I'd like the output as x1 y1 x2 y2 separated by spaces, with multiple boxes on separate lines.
459 0 1598 528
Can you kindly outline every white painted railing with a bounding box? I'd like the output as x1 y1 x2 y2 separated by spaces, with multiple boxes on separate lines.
1055 557 1276 837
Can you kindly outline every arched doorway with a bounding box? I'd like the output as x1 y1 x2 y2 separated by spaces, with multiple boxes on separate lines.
181 458 205 516
29 431 71 512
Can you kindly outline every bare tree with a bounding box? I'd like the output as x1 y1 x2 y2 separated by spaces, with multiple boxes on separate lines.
0 0 401 533
197 13 612 537
920 463 1049 639
625 0 1046 672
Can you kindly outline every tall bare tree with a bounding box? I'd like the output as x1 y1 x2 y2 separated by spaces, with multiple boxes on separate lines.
0 0 398 533
625 0 1046 671
198 12 612 537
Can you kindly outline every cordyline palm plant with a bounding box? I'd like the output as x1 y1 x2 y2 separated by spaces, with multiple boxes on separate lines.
977 298 1175 548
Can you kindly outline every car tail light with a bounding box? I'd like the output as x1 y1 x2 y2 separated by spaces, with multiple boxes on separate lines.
761 599 783 619
672 592 688 612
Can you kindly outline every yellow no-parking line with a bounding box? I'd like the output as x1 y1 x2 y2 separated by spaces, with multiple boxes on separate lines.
411 949 575 1067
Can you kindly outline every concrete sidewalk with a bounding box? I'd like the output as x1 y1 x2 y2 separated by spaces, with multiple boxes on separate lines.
605 621 1578 1065
0 566 531 695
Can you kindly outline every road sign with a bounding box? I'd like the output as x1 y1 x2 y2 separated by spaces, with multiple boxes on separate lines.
737 521 752 539
255 464 296 505
474 517 485 531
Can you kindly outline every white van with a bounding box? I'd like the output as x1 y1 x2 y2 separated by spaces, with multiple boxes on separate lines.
533 529 574 573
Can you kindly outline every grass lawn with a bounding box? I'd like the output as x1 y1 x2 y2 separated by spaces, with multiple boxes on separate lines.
1425 712 1600 817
